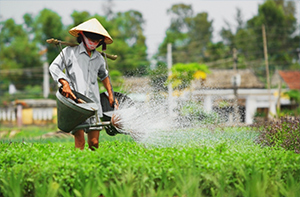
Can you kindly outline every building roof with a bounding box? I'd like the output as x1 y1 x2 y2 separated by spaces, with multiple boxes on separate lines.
195 69 264 89
278 70 300 90
122 69 264 93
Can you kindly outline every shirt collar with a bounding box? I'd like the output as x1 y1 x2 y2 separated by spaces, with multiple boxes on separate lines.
79 42 99 59
79 42 87 55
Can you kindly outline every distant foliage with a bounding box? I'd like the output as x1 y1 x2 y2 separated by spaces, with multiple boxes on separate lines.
148 65 168 92
167 62 210 90
284 89 300 104
177 101 219 125
256 117 300 153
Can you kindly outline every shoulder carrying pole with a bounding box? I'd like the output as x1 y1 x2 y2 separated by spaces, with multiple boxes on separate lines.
46 38 118 60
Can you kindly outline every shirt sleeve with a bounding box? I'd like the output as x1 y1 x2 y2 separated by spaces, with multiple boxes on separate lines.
49 47 70 84
98 55 109 81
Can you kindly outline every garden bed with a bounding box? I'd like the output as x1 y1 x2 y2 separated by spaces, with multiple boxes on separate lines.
0 126 300 197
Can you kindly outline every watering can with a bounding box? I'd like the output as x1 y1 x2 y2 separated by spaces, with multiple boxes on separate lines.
56 88 133 135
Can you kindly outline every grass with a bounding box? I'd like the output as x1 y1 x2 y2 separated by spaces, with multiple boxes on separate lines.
0 124 133 143
0 125 57 138
0 126 300 196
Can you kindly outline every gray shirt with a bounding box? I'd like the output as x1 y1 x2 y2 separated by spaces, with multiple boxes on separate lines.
49 42 108 118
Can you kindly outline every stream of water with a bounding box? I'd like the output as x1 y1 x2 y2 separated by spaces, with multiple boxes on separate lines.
111 89 254 148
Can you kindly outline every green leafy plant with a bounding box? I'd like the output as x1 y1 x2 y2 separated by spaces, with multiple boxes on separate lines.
255 116 300 153
166 62 210 90
1 127 300 196
284 90 300 104
0 171 24 197
148 64 168 92
178 101 219 124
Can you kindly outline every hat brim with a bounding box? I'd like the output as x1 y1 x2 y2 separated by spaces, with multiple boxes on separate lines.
69 29 113 44
69 18 113 44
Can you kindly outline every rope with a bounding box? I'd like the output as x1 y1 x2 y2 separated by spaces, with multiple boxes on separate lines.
55 43 79 103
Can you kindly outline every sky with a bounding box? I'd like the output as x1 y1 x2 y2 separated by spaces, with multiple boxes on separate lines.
0 0 299 57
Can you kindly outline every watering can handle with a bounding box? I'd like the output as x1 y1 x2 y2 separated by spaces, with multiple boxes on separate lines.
46 38 118 60
59 86 86 104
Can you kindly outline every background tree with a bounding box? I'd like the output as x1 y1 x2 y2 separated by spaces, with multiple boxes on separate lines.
70 11 91 27
247 0 298 82
33 9 67 63
155 4 213 65
220 0 299 82
220 8 256 68
155 4 193 64
0 18 42 92
188 12 213 63
110 10 149 76
0 0 299 103
167 63 210 90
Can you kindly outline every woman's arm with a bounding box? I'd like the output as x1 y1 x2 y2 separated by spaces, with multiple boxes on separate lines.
49 48 69 83
101 76 118 108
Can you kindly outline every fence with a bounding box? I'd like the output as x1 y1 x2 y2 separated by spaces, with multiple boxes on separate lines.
0 99 57 127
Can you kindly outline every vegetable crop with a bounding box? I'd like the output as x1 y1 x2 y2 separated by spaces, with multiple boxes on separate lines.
0 127 300 197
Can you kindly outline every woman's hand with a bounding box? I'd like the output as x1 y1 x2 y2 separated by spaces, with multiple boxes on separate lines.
59 79 77 100
108 94 119 109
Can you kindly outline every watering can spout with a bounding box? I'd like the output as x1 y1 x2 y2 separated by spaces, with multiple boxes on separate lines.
100 92 134 136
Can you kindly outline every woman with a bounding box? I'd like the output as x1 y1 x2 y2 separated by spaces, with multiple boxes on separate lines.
49 18 115 150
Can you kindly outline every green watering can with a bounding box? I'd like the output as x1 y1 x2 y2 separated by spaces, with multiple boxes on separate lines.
56 89 133 136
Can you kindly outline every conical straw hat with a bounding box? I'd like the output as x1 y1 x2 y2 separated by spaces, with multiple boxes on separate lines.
69 18 113 44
